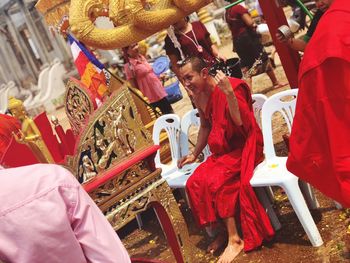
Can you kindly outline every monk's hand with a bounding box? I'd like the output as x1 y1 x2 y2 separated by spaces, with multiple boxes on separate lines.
177 153 196 169
214 70 233 96
276 31 287 43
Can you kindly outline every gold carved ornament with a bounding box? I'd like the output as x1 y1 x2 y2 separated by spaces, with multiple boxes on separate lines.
66 87 153 184
65 78 96 136
35 0 212 49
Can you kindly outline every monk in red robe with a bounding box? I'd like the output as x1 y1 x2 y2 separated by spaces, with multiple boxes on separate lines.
287 0 350 207
178 57 274 262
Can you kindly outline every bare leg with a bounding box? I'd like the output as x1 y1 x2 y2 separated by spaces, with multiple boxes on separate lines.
206 224 227 254
218 217 244 263
241 67 252 90
265 64 286 88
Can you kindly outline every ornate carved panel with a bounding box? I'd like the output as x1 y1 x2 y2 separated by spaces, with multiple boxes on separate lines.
65 78 96 136
67 86 153 184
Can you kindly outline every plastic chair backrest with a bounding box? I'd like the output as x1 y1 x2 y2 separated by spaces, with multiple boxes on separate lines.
6 81 19 98
180 109 211 160
43 61 66 102
0 86 10 113
152 114 181 172
252 94 268 129
36 66 51 100
261 89 298 160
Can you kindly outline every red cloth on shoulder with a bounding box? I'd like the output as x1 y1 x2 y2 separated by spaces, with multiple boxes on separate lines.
287 0 350 207
186 78 274 251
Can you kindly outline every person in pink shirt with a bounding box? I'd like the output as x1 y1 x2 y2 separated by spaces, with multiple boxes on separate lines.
0 163 131 263
123 43 174 115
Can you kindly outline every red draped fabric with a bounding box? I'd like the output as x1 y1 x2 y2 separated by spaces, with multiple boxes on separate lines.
186 78 274 251
0 114 20 160
287 0 350 207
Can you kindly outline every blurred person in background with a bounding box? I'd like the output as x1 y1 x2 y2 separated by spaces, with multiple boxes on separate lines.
225 4 285 89
165 17 226 82
123 43 174 115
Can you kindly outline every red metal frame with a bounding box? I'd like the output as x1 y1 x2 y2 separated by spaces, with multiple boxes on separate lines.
258 0 301 88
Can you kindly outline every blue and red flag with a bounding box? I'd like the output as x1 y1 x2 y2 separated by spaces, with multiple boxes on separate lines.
68 34 109 102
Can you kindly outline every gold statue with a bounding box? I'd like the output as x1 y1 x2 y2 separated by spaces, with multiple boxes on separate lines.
35 0 211 49
7 97 54 163
81 155 97 182
108 106 135 154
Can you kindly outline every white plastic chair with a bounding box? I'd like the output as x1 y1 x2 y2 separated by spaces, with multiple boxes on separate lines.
180 109 211 161
251 89 323 247
135 114 200 230
0 85 10 113
252 94 268 129
251 94 282 231
26 67 51 108
44 60 67 112
152 114 200 189
6 81 19 98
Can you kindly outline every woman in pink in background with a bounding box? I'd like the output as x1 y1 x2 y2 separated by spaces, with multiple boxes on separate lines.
123 43 174 115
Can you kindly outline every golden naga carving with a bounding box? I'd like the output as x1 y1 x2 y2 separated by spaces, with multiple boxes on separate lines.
36 0 212 49
7 97 54 163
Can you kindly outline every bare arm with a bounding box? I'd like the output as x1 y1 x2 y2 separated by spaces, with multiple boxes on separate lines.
276 32 307 52
214 71 242 126
286 38 307 52
211 43 227 61
178 108 211 168
241 13 257 29
192 109 211 158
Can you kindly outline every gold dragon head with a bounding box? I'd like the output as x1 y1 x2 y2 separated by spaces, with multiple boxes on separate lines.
35 0 211 49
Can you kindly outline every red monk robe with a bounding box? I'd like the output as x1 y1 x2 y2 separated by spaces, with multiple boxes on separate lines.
287 0 350 207
186 78 274 252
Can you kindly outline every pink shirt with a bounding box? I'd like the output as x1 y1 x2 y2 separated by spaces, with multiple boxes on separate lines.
0 164 131 263
124 55 167 103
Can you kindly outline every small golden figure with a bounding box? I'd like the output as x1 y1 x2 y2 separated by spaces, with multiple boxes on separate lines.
81 155 97 182
7 97 54 163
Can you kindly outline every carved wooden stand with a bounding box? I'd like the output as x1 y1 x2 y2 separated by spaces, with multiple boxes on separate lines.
66 87 197 262
87 164 195 263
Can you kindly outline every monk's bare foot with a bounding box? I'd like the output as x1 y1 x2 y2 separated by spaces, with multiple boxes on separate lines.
207 233 226 254
217 239 244 263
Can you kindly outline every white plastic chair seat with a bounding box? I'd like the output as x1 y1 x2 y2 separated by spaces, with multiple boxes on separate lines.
163 163 200 188
252 157 296 186
251 157 323 247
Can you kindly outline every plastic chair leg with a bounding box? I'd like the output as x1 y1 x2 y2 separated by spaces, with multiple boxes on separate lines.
334 201 343 209
136 214 143 230
255 187 282 231
179 188 191 209
266 186 275 202
282 180 323 247
299 180 319 209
